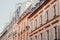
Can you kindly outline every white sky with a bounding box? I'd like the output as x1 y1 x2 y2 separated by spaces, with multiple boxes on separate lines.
0 0 26 33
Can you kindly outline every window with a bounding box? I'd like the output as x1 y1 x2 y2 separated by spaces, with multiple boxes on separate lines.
43 11 49 24
35 19 37 28
24 22 25 27
39 16 41 26
41 33 42 40
31 38 32 40
54 26 57 39
31 23 32 27
40 15 42 25
35 36 37 40
53 5 56 17
31 23 33 31
47 30 49 40
46 11 48 22
22 23 23 28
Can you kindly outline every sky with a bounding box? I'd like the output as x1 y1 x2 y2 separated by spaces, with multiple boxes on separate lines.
0 0 26 33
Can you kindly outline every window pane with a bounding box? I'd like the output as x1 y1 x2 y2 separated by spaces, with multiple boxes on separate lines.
47 30 49 40
54 26 58 40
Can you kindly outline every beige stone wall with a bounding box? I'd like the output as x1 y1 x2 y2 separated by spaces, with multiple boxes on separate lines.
29 0 60 40
29 0 59 33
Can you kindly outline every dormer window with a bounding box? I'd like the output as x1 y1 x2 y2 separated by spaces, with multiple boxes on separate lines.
35 3 40 7
31 7 36 12
16 6 21 13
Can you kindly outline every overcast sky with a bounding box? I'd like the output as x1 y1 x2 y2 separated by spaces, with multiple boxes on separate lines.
0 0 26 33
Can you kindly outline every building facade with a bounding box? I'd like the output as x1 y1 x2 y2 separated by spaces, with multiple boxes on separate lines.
17 13 30 40
0 21 18 40
0 0 60 40
28 0 60 40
